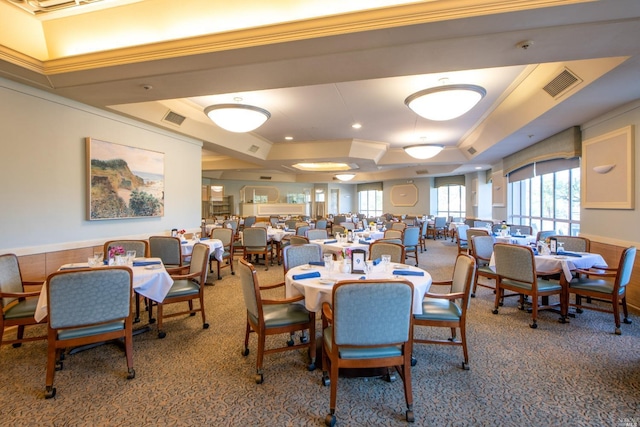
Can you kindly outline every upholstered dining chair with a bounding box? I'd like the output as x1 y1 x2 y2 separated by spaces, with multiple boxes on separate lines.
242 227 272 270
103 239 149 259
0 253 46 348
283 243 323 273
307 229 328 240
551 235 590 253
296 225 310 236
427 216 446 239
456 225 470 254
369 241 405 264
285 220 298 230
402 226 420 266
466 228 490 257
536 230 556 242
238 258 316 384
568 246 636 335
155 243 210 339
492 243 564 328
509 225 533 236
148 236 184 274
44 266 135 398
321 279 415 425
288 235 309 245
315 219 328 231
210 227 234 279
243 216 257 229
384 229 403 241
331 225 346 237
470 235 498 297
418 220 429 253
339 222 355 231
269 216 279 227
413 254 475 370
391 222 407 231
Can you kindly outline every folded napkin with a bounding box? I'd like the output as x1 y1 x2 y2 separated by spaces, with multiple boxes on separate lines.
309 261 325 266
353 229 364 232
199 237 209 241
324 239 338 244
292 271 321 280
557 251 582 258
372 258 382 266
392 270 424 276
358 239 371 245
181 241 188 245
133 260 162 266
358 276 366 280
512 235 526 239
532 248 539 256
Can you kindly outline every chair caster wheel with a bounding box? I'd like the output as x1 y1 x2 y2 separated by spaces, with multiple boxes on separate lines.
462 362 470 370
307 363 316 371
624 318 632 324
300 335 308 344
203 323 209 329
149 318 156 324
576 308 583 314
322 375 330 386
286 338 294 346
241 348 250 356
44 386 56 399
383 372 397 382
127 368 136 379
559 317 568 324
55 362 63 371
492 309 499 314
471 293 476 298
255 373 264 384
189 312 196 317
12 343 22 348
530 322 538 329
615 328 622 335
410 356 417 367
406 410 415 423
231 272 235 275
325 414 336 426
158 331 166 339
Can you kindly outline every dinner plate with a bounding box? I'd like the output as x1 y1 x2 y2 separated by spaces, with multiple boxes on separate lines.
393 264 409 269
301 265 316 271
145 265 162 270
554 256 568 260
318 279 336 285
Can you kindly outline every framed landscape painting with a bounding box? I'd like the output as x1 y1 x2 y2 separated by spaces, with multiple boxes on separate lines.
86 137 165 220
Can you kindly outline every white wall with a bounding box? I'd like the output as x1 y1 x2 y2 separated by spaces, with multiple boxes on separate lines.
0 78 203 256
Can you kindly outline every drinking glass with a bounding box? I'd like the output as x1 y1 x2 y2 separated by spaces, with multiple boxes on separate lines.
381 254 391 274
94 252 104 265
323 254 334 278
126 250 136 266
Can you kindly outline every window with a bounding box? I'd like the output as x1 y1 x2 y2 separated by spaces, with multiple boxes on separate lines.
437 185 466 219
358 190 382 217
508 166 580 236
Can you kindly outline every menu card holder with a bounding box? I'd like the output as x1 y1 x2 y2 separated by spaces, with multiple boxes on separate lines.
350 249 367 274
549 237 557 255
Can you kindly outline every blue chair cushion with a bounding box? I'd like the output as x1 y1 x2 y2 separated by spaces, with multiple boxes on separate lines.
255 303 310 328
501 278 561 292
4 298 38 320
167 279 200 298
414 297 461 321
57 320 125 340
569 278 619 295
478 265 496 275
323 327 402 358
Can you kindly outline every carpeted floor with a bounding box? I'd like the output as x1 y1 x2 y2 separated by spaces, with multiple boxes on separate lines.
1 238 639 426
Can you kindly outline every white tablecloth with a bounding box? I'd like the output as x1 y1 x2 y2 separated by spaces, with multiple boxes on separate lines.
310 239 371 257
285 263 432 314
181 238 224 261
490 252 608 282
34 258 174 322
494 234 537 246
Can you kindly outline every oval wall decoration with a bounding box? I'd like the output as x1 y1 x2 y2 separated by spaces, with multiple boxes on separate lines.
390 184 418 207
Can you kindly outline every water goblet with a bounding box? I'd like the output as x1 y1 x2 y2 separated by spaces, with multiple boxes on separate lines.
94 252 104 265
126 250 136 266
323 254 334 278
381 254 391 274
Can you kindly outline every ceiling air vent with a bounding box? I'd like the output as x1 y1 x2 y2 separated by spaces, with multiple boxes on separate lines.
248 145 260 153
415 169 429 175
162 110 186 126
260 176 272 180
543 68 581 98
467 147 477 155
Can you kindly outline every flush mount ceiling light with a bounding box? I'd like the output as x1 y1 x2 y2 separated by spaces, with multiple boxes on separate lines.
335 173 356 181
204 98 270 133
405 82 486 121
403 144 444 160
291 162 352 171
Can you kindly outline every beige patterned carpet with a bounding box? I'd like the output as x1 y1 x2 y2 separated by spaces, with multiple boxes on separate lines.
1 238 639 426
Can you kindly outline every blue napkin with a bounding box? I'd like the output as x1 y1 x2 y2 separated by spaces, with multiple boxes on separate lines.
199 237 209 241
512 235 526 239
309 261 325 266
353 229 364 232
358 239 371 245
292 271 321 280
532 248 539 255
324 239 337 244
557 251 582 258
372 258 382 266
358 276 366 280
181 241 188 245
392 270 424 276
133 260 162 266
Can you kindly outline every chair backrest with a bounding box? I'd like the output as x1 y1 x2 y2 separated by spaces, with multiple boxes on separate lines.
149 236 182 266
253 222 269 228
243 227 267 247
103 240 149 258
551 235 590 252
296 225 310 236
494 243 535 284
472 235 494 262
307 229 328 240
456 225 469 241
340 222 355 230
289 235 310 245
269 217 279 227
402 218 415 226
616 246 637 291
450 254 476 309
315 219 327 230
510 225 533 236
536 230 556 242
466 229 489 254
420 220 429 237
224 220 238 233
332 225 346 236
369 242 405 263
384 229 403 240
283 244 323 272
238 258 262 323
434 217 446 228
391 222 407 231
212 227 233 249
331 280 413 346
285 220 298 230
474 220 492 228
243 216 257 228
402 226 420 246
47 267 132 329
0 253 23 309
334 215 347 225
187 243 210 284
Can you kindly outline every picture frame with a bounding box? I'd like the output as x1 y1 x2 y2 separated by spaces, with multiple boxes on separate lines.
350 249 367 274
582 125 634 209
86 137 165 220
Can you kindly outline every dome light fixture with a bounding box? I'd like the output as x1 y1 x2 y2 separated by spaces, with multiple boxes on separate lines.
204 98 270 133
405 82 486 121
335 173 356 182
403 144 444 160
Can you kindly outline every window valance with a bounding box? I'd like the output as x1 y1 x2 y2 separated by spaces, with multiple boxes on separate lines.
434 175 465 187
357 182 383 191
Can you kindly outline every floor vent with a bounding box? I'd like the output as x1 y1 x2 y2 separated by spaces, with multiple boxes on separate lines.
162 110 186 126
543 68 581 98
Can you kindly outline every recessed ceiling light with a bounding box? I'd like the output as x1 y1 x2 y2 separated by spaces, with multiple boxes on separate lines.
475 166 482 170
352 123 362 129
285 136 293 140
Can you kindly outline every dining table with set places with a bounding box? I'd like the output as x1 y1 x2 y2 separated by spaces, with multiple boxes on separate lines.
493 233 537 246
309 238 372 259
34 257 174 323
285 261 432 315
181 237 224 262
